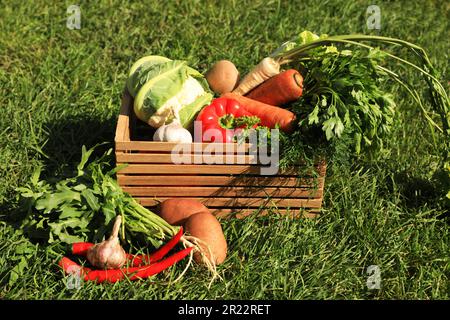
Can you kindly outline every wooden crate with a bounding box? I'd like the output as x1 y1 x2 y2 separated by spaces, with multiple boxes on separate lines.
115 90 326 218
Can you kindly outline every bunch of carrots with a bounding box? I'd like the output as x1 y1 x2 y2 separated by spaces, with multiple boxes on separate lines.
223 69 303 133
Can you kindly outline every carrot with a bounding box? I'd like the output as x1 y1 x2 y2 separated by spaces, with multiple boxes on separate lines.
232 57 280 95
221 93 297 133
246 69 303 106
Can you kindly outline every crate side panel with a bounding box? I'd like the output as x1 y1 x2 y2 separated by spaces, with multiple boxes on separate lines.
115 90 132 143
211 208 321 219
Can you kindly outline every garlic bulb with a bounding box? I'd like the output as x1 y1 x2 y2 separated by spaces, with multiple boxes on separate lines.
86 215 126 269
153 119 193 143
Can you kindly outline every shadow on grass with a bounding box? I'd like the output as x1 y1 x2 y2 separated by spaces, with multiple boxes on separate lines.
344 160 449 220
40 113 118 176
390 170 449 219
0 113 119 241
394 172 438 207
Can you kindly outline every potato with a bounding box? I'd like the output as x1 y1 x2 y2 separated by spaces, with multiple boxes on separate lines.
158 198 210 226
205 60 240 94
184 212 227 265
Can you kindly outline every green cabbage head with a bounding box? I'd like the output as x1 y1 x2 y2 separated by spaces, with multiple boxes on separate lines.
126 56 212 128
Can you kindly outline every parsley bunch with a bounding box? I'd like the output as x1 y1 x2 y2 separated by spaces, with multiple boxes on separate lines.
293 47 396 154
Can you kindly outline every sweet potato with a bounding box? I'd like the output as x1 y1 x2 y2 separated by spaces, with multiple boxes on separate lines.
184 212 227 265
158 198 210 226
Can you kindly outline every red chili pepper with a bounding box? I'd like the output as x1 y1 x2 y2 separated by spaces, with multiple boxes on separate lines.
127 247 193 281
196 97 260 143
61 226 191 283
59 247 193 283
72 242 94 256
71 227 184 267
59 256 91 274
127 226 184 266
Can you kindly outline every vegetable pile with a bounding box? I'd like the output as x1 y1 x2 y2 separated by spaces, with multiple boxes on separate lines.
15 30 449 286
266 32 449 159
17 147 177 247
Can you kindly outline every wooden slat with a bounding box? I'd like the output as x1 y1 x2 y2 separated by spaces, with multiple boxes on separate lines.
317 161 327 176
116 141 252 153
117 175 323 187
116 152 257 164
122 186 322 198
115 90 132 143
210 208 320 219
135 197 323 208
318 162 327 190
116 164 315 175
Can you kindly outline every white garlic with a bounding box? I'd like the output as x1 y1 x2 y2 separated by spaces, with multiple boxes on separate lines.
86 215 126 269
153 120 193 143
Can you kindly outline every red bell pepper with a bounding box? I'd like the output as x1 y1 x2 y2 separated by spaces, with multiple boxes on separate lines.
196 97 260 143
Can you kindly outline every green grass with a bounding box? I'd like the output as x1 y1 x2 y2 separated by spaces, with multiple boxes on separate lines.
0 0 449 299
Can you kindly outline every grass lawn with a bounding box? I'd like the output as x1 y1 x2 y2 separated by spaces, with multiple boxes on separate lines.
0 0 448 299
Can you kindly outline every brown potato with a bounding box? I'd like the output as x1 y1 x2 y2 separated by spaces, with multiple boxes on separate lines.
205 60 240 95
184 212 227 265
158 198 210 226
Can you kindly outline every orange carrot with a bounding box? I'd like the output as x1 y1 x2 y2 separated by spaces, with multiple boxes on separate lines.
221 93 297 133
246 69 303 106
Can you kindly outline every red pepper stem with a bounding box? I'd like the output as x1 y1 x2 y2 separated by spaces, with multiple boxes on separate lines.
218 114 236 129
